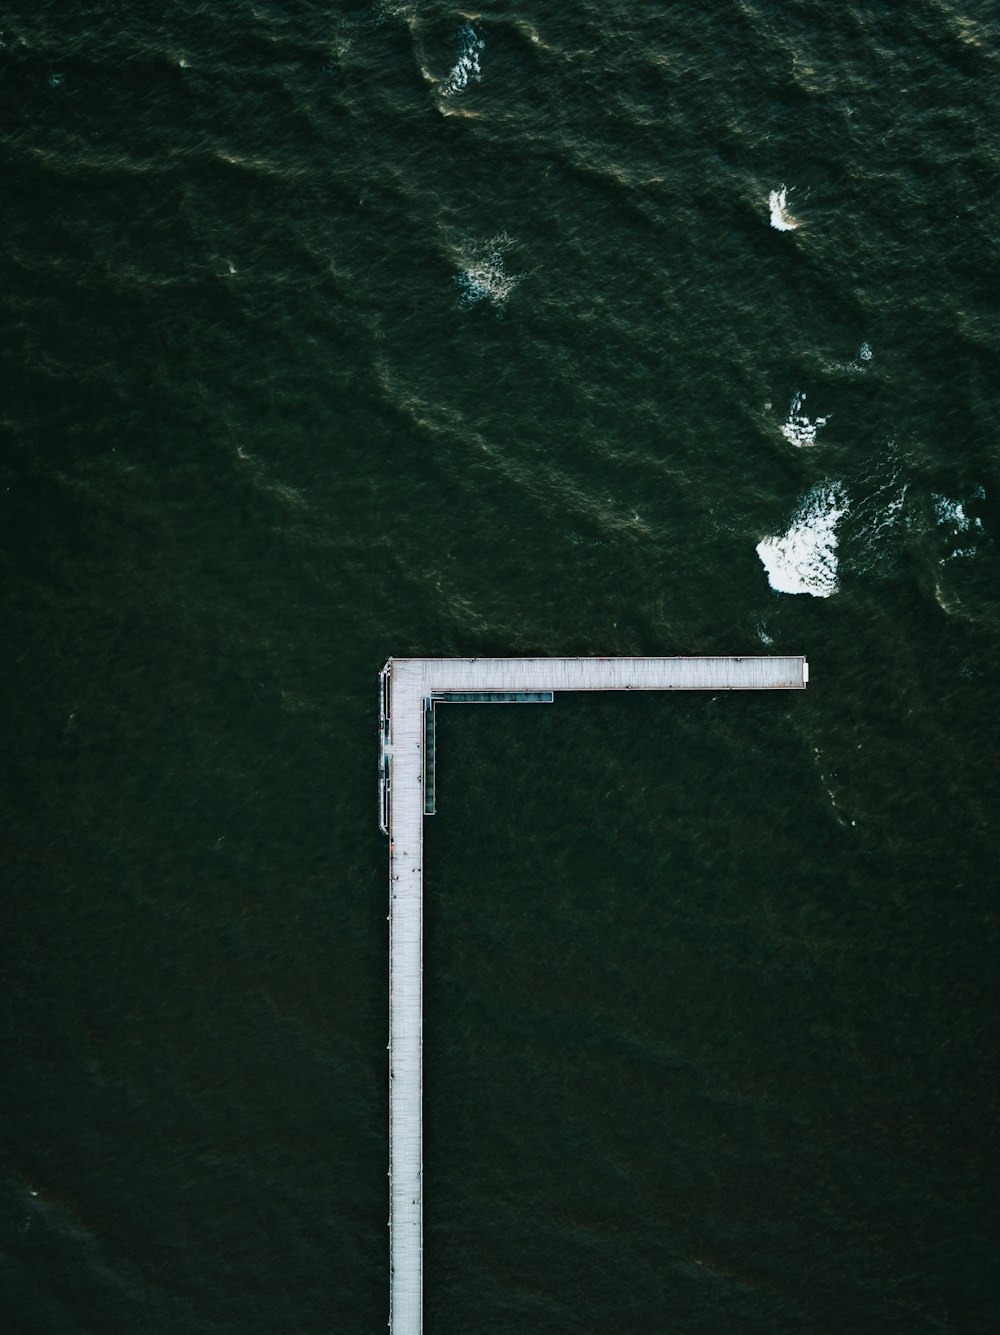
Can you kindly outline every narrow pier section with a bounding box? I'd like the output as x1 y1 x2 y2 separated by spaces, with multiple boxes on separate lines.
381 656 808 1335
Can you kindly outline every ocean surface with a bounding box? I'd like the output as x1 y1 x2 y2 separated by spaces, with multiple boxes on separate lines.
2 2 998 1331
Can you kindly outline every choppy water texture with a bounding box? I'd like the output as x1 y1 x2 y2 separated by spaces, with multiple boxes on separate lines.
2 2 998 1331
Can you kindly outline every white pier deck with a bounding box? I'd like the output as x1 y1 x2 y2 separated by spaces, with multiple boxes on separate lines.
381 656 808 1333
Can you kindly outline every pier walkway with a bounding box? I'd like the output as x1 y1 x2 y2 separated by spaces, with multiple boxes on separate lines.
380 656 808 1334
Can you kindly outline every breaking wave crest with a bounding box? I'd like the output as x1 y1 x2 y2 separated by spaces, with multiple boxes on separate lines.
453 233 526 315
441 22 484 96
757 483 849 597
768 185 800 231
780 391 829 447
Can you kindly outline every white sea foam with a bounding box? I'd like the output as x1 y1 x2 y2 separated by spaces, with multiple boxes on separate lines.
441 22 484 96
768 185 799 231
779 391 829 447
845 341 873 373
454 233 526 315
756 483 849 597
932 493 980 532
933 490 985 560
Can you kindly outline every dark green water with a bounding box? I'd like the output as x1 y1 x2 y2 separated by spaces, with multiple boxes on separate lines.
2 2 997 1331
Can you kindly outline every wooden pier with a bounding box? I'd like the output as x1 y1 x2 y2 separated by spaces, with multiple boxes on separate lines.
380 656 808 1333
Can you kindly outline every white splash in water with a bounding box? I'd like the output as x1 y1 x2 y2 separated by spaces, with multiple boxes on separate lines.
441 22 484 96
756 483 849 597
454 233 526 315
768 185 800 231
858 342 872 361
780 391 829 447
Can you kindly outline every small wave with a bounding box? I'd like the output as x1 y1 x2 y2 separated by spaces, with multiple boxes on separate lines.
780 391 829 447
768 185 800 231
441 22 484 96
756 483 849 597
454 233 526 315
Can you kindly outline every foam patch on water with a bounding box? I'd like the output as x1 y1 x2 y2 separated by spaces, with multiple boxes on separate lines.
780 391 829 447
846 342 873 372
932 493 981 533
769 185 799 231
454 233 526 315
933 490 985 560
441 22 484 96
757 483 849 597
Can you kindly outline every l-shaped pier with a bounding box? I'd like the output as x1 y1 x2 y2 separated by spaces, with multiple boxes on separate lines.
379 656 808 1333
